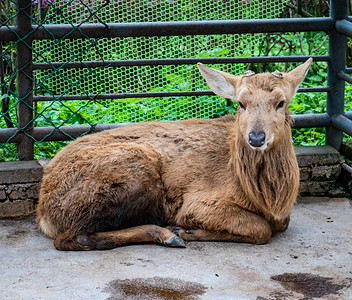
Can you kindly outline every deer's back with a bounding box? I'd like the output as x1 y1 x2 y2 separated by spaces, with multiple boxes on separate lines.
40 118 234 210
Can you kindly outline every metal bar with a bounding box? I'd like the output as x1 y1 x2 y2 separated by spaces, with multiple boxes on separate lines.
291 113 330 129
0 113 333 143
0 124 122 143
34 124 127 142
331 114 352 136
16 0 34 160
33 91 213 101
342 163 352 174
346 67 352 74
336 19 352 37
345 111 352 119
33 87 329 102
0 26 18 41
32 55 329 70
0 128 19 143
325 0 348 150
337 71 352 83
300 87 329 92
0 18 334 41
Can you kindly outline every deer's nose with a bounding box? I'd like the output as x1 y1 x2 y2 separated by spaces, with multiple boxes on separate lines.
248 131 266 148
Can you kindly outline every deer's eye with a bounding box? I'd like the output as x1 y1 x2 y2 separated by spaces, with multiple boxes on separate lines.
276 101 285 111
238 102 246 111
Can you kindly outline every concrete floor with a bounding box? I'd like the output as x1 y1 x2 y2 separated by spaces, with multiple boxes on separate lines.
0 198 351 300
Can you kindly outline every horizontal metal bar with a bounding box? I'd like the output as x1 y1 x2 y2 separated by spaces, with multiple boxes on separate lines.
0 113 333 143
345 111 352 119
32 55 329 70
300 87 329 92
34 91 214 101
1 18 334 41
331 114 352 136
0 25 19 41
346 68 352 74
31 123 128 141
291 113 330 128
0 123 128 143
337 71 352 83
336 19 352 37
33 87 329 102
342 163 352 174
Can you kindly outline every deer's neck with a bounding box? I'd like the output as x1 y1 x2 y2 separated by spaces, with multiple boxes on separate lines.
230 126 299 220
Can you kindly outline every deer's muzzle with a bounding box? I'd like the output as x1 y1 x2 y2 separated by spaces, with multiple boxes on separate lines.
248 131 266 148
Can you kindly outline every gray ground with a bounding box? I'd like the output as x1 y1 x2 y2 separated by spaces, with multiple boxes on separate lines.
0 197 351 300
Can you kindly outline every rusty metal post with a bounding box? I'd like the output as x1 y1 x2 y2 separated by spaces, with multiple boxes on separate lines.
16 0 34 160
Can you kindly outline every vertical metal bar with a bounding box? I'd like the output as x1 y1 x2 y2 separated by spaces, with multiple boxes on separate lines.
326 0 348 150
16 0 34 160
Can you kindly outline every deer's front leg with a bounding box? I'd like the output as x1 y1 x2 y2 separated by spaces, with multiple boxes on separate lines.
270 215 290 234
172 227 269 244
174 196 272 244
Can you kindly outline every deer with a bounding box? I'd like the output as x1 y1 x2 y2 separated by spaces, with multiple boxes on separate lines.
36 58 312 251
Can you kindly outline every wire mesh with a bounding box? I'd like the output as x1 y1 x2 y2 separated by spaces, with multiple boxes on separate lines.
32 0 289 126
4 0 333 161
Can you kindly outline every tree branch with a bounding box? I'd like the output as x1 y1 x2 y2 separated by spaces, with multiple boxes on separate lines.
310 34 328 55
286 3 314 18
296 33 307 56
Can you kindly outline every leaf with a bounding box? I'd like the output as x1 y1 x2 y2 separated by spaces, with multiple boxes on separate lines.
308 75 323 82
163 73 185 85
318 70 328 77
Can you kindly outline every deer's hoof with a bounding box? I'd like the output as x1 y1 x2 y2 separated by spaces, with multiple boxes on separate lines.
165 236 186 248
172 227 182 236
76 235 91 250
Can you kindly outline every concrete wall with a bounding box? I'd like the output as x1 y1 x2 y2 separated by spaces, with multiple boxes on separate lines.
0 145 349 218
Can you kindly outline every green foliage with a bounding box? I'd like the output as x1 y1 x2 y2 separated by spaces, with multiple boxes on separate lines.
290 91 326 146
1 1 352 161
34 141 69 160
0 143 18 162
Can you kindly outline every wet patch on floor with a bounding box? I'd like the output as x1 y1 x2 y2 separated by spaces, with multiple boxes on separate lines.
0 217 37 244
269 273 350 299
104 276 206 300
1 230 33 245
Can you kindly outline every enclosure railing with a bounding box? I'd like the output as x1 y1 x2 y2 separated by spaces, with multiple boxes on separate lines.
0 0 351 160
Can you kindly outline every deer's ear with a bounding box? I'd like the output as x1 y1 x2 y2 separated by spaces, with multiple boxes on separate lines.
197 63 238 100
286 58 313 93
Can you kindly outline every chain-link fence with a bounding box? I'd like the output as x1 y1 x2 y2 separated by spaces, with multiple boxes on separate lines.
1 0 343 161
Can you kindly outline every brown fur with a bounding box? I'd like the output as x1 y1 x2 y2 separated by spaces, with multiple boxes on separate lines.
36 59 312 250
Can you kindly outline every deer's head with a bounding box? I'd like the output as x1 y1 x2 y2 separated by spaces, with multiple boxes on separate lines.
198 59 312 151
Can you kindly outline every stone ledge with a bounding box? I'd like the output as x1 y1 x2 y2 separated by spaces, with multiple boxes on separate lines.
299 181 336 196
0 183 41 203
341 141 352 159
299 167 311 181
0 161 43 185
0 200 35 218
295 145 341 167
299 181 347 197
311 165 341 181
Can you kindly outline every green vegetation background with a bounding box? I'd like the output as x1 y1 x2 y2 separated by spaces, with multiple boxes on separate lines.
1 0 351 161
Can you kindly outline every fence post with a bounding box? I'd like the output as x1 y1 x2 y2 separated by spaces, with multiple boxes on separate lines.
16 0 34 160
326 0 348 150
